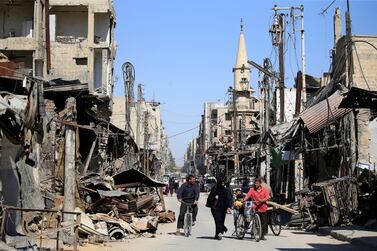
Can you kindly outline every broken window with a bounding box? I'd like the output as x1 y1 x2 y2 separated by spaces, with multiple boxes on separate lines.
75 57 88 65
94 13 110 44
0 50 33 77
0 0 34 38
94 49 103 91
50 6 88 43
211 109 218 119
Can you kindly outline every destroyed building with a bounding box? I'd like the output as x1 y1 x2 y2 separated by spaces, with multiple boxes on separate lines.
0 0 172 249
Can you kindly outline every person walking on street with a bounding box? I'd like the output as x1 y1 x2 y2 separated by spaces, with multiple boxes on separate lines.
174 178 180 193
243 177 270 240
206 179 233 240
169 176 175 196
176 175 200 235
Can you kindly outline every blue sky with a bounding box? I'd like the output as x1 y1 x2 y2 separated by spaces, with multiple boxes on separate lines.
113 0 377 165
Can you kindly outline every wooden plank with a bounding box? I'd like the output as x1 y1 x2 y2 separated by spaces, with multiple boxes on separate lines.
266 201 299 215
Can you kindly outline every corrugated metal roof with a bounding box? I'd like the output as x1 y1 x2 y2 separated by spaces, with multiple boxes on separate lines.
300 91 352 134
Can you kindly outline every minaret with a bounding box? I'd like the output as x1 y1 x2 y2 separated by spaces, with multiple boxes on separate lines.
234 18 251 92
233 19 252 110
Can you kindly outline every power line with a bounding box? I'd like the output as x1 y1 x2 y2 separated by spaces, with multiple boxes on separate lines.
168 126 200 139
320 0 337 15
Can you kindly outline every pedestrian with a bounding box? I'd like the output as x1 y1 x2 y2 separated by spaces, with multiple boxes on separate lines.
243 177 270 240
175 175 200 235
206 178 233 240
169 176 175 196
241 178 249 194
174 178 180 193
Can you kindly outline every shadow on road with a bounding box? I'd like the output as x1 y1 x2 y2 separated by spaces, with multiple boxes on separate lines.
277 242 374 251
196 236 218 240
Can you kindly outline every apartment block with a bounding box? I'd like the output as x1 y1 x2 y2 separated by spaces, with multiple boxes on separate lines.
0 0 115 99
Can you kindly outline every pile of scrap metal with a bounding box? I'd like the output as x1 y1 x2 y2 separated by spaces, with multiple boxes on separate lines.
355 169 377 229
287 176 358 231
76 168 175 241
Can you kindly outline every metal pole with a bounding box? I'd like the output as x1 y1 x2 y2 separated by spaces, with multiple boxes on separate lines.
258 71 264 133
264 58 271 185
300 5 307 110
136 84 142 146
232 89 239 174
45 0 51 73
278 14 285 123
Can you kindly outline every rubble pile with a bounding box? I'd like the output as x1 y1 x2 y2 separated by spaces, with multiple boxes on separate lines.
356 169 377 229
285 176 377 231
40 169 176 243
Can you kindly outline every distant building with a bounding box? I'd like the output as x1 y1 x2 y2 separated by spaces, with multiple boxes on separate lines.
111 96 173 175
189 23 261 175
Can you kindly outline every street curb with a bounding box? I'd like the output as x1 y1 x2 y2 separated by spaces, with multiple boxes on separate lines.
318 227 377 250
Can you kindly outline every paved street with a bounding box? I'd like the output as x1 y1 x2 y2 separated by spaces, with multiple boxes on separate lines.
81 194 371 251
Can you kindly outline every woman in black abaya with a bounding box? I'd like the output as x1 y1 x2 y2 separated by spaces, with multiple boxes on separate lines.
206 179 233 240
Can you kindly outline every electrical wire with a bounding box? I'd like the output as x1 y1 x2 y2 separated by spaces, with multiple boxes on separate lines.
353 43 371 90
353 40 377 52
320 0 338 16
168 126 200 139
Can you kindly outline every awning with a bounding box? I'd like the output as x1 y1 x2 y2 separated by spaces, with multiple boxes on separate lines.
113 168 166 188
300 91 352 134
339 87 377 108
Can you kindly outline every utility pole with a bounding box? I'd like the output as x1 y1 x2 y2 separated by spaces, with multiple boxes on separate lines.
270 11 285 123
263 58 271 185
136 84 142 147
291 6 306 111
299 5 306 110
231 88 239 174
278 14 285 123
272 5 307 116
258 71 264 135
122 62 135 134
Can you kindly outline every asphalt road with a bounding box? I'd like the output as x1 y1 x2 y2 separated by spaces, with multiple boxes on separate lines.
83 194 369 251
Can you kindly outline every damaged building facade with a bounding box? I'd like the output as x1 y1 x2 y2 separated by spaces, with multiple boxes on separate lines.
0 1 174 249
185 6 377 229
111 91 174 177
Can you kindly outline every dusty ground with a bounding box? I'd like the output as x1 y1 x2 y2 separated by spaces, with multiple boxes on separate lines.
75 194 371 251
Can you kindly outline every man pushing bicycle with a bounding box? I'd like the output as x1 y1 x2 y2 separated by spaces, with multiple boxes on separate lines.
176 175 200 235
243 178 270 240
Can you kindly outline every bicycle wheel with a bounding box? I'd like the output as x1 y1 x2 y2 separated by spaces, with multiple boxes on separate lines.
269 211 282 236
252 213 262 242
184 213 192 237
235 214 246 239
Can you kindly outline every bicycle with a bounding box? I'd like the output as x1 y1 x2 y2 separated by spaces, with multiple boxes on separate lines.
182 202 193 237
268 208 282 236
234 201 262 241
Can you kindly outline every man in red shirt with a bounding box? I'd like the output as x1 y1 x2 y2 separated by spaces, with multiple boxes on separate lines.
244 178 270 240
